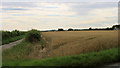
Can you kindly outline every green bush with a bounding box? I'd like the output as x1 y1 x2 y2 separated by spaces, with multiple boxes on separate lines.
25 29 41 43
2 30 26 45
2 35 24 45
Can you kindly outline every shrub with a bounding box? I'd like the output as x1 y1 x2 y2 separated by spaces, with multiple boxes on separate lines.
68 28 73 31
25 29 41 43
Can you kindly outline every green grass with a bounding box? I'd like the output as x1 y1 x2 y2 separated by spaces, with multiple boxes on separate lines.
3 47 119 67
2 40 34 60
2 35 24 45
3 38 46 61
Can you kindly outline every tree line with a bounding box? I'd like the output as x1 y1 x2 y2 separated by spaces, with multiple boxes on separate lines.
1 30 26 40
57 25 120 31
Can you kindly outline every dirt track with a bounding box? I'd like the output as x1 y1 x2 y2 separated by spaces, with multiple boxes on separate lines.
2 39 24 50
98 62 120 68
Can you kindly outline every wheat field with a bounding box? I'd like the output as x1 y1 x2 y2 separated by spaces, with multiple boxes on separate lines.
41 30 118 57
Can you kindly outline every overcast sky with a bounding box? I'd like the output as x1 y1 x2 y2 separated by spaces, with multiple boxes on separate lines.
1 0 119 31
1 0 120 2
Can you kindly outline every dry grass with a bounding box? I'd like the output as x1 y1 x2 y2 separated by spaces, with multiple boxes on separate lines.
42 30 118 57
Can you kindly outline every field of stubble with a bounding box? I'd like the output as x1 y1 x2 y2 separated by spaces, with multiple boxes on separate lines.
42 30 118 57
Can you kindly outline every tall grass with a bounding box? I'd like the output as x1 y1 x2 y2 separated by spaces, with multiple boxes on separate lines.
3 38 46 61
2 40 33 60
3 48 119 67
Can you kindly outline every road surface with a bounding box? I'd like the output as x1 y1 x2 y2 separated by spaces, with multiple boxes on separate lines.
1 39 24 50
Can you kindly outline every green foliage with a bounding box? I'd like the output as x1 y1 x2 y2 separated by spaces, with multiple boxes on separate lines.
2 35 24 45
25 29 41 43
0 31 2 45
2 30 26 45
3 48 119 67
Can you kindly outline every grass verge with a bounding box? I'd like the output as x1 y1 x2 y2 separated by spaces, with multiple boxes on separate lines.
3 37 46 63
3 47 119 67
2 40 33 60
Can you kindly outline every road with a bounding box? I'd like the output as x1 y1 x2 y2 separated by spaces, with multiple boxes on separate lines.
1 39 24 50
97 62 120 68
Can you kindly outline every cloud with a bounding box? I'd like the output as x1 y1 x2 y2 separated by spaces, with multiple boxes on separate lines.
46 15 60 16
2 2 118 31
2 2 36 8
69 2 117 15
2 0 119 2
2 8 28 11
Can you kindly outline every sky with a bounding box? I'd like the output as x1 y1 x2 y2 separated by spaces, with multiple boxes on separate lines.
1 0 120 2
0 0 119 31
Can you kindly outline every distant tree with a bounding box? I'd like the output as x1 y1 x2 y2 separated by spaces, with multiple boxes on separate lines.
51 30 56 32
58 28 64 31
89 27 92 30
74 29 81 31
106 27 110 30
11 29 20 36
112 25 120 30
68 28 73 31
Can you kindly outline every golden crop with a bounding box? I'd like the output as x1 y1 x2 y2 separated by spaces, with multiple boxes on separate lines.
42 30 118 57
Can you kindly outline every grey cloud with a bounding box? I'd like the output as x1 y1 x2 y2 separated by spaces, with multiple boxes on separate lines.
2 2 37 8
70 2 117 15
2 8 28 11
2 2 37 12
71 2 117 9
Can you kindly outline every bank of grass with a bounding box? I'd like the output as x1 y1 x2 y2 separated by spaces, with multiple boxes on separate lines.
2 40 33 60
2 35 24 45
3 37 46 60
3 47 119 67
